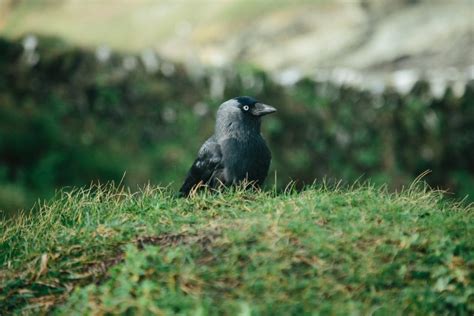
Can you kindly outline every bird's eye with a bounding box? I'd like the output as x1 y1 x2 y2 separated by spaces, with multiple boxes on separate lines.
243 105 249 111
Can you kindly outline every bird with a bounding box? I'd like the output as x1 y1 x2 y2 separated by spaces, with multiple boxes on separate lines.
179 96 276 197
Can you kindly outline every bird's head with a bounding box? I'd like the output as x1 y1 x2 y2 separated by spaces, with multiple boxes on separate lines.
215 96 276 137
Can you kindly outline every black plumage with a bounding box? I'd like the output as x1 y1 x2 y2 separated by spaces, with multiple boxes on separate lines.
179 96 276 197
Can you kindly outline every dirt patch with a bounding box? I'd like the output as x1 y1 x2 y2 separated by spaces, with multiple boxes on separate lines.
80 253 125 281
82 229 222 282
136 230 220 250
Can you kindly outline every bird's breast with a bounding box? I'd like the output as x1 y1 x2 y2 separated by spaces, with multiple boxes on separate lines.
219 136 271 184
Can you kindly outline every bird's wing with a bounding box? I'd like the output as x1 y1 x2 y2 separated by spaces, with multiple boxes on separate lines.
179 136 222 197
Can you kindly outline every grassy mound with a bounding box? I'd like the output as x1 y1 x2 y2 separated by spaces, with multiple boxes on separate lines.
1 183 473 315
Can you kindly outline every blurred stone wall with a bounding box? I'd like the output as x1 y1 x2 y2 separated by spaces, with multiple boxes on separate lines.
2 0 473 94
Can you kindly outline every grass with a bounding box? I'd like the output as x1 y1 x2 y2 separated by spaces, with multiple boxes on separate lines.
0 182 473 315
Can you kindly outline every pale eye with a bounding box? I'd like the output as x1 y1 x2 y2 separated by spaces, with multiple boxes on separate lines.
243 105 249 111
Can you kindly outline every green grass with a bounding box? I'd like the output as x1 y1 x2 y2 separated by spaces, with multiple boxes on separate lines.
1 182 473 315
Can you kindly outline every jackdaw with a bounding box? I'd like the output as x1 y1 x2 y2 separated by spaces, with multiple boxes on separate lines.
179 96 276 197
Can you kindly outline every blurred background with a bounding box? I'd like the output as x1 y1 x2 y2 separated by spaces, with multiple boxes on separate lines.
0 0 473 215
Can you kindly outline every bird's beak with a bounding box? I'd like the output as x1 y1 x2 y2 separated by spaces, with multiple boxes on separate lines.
252 103 277 117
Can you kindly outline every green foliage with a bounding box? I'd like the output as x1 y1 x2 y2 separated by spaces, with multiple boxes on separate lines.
0 183 473 314
0 36 473 214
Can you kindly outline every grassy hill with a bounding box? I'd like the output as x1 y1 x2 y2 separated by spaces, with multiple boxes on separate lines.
1 183 473 314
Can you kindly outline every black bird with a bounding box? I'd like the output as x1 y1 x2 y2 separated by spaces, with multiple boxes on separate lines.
179 96 276 197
